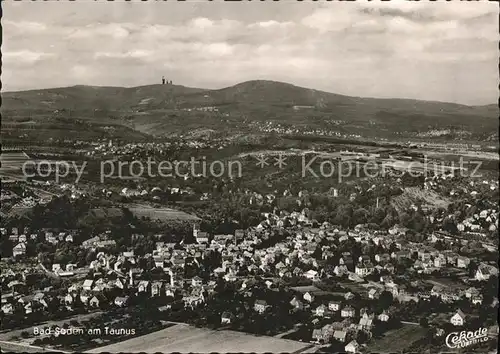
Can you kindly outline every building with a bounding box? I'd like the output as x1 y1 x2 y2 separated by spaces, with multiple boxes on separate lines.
328 301 341 312
450 309 466 326
114 296 129 307
191 276 203 287
345 340 360 353
333 330 347 342
457 256 470 269
13 243 27 257
378 311 390 322
475 265 498 281
254 300 268 314
196 231 209 244
303 292 315 303
304 269 320 282
151 282 163 297
82 279 94 291
290 296 304 310
341 306 355 318
368 288 380 300
221 311 234 324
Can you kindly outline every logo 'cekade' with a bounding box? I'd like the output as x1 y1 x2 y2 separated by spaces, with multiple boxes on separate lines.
445 328 489 348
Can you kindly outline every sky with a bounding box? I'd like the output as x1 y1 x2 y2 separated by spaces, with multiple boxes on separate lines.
2 0 499 105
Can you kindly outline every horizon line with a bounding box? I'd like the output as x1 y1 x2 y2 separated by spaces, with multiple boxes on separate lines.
2 79 497 108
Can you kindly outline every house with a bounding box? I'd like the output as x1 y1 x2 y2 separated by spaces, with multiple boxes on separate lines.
475 265 498 281
339 254 354 269
434 257 446 268
76 291 90 304
358 316 373 330
341 306 355 318
368 288 380 300
457 256 470 268
464 287 480 299
153 256 166 268
334 265 348 277
328 301 341 312
344 292 355 300
89 296 100 308
375 253 391 263
191 276 203 287
303 292 315 303
33 293 48 308
165 285 176 298
13 243 27 257
224 273 237 282
221 311 234 324
378 311 390 322
114 278 125 290
384 263 395 273
450 309 466 326
333 330 347 343
158 304 172 312
196 232 209 244
354 262 374 277
64 294 74 305
254 300 268 314
290 296 304 310
315 304 331 317
345 340 360 353
137 280 150 293
471 295 483 305
151 282 163 297
316 324 335 343
304 269 320 282
82 279 94 291
1 303 14 315
114 296 129 307
311 329 324 343
24 302 33 314
446 253 459 265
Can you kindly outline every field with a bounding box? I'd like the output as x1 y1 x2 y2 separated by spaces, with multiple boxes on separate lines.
127 204 201 222
391 186 450 212
78 205 199 226
129 207 200 221
85 323 313 353
0 151 31 182
366 324 426 353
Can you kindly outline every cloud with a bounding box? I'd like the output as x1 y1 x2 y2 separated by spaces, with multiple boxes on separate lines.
1 1 498 105
94 50 153 59
2 50 55 64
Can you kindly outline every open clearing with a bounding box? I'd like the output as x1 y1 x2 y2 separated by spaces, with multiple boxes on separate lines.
86 323 312 353
366 325 426 353
129 207 200 221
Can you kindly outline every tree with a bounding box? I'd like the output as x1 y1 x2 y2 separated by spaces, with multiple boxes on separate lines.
378 291 394 310
467 260 478 278
419 317 429 328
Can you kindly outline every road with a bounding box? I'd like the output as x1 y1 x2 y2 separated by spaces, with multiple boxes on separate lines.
0 311 103 341
400 321 420 326
0 340 69 353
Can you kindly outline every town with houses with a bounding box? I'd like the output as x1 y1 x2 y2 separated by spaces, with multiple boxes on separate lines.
1 2 499 353
1 167 499 352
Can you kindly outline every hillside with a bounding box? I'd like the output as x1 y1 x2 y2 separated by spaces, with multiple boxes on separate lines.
2 80 498 141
